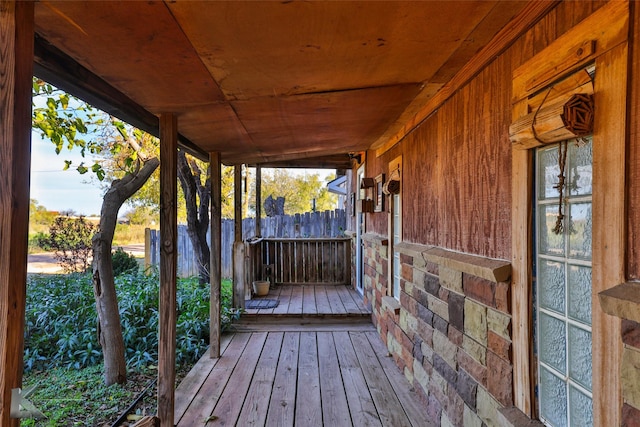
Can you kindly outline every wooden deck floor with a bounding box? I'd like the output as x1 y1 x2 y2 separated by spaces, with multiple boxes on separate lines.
243 284 370 317
174 326 436 427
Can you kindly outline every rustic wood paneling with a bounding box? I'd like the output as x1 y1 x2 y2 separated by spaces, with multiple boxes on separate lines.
361 0 608 262
0 2 33 425
628 0 640 280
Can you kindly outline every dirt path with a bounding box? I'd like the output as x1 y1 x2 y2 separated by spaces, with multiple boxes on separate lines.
28 244 145 274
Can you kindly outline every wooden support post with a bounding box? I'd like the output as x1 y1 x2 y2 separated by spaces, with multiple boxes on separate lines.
255 165 262 237
233 165 246 308
157 114 177 427
209 152 222 358
0 2 33 425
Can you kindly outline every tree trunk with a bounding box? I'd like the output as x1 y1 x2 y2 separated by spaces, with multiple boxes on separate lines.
177 150 211 284
93 157 159 386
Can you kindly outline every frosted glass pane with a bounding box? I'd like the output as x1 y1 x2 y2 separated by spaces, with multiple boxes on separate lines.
569 325 592 390
539 313 566 373
569 386 593 427
539 147 561 200
539 205 565 256
540 367 568 427
568 203 592 259
538 259 565 314
568 138 593 197
568 265 591 325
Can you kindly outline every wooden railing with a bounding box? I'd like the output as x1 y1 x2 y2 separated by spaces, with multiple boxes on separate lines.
247 237 351 286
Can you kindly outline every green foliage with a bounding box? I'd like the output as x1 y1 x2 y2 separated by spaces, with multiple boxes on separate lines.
43 216 97 273
24 273 238 373
32 79 105 179
248 168 338 216
111 248 139 276
20 364 151 427
29 232 53 253
29 199 57 226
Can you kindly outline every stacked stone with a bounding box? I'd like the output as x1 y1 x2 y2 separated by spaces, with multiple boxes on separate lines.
622 320 640 426
363 239 513 426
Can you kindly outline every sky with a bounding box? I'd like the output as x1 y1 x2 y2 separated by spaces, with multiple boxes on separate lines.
30 129 337 217
30 130 105 216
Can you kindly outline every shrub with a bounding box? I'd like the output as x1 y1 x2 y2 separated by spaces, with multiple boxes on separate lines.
43 216 96 273
112 247 139 276
24 272 238 372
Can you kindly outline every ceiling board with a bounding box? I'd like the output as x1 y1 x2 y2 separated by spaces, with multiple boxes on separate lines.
231 84 421 155
34 1 224 111
32 1 531 167
167 1 498 100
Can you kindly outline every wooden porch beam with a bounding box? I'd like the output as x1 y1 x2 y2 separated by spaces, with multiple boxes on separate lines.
255 166 262 238
0 2 33 425
233 165 245 308
158 113 178 427
209 152 222 358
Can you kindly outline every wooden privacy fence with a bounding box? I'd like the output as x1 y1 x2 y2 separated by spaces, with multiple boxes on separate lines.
246 237 351 286
145 209 346 278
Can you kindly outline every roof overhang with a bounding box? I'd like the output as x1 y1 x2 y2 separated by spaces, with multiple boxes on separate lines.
32 1 534 167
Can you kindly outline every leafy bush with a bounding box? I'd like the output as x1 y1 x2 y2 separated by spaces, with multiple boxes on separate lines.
28 231 53 253
43 216 96 273
112 247 139 276
24 272 238 372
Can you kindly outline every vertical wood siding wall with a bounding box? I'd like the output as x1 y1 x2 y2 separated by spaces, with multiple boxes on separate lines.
350 1 640 425
360 0 609 262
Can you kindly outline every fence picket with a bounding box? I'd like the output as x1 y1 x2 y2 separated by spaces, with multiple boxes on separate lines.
146 209 347 278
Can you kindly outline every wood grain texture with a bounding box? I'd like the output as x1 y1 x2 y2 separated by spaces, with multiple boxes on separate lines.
210 152 222 357
512 0 628 103
158 113 178 427
628 0 640 280
374 0 558 156
0 2 33 425
592 43 627 427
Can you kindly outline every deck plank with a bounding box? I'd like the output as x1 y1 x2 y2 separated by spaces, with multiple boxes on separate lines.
326 285 348 314
314 285 332 315
295 332 322 426
333 332 382 427
350 332 413 427
236 332 284 426
287 286 304 314
265 332 300 427
365 331 437 427
336 285 363 314
272 285 292 314
317 332 353 426
303 285 318 314
209 332 268 425
174 334 233 421
176 333 251 426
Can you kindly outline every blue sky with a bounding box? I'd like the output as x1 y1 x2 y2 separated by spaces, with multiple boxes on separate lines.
30 130 105 216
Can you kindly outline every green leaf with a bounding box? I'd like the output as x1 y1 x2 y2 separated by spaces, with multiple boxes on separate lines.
59 94 69 110
63 160 72 171
77 164 88 174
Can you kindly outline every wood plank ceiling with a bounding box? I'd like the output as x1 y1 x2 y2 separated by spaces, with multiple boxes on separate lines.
33 1 527 167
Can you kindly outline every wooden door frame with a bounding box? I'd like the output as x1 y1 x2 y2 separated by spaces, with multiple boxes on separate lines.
510 2 629 423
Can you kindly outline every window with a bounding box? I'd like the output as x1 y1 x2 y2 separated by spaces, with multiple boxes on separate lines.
388 156 402 300
392 192 402 300
534 138 593 426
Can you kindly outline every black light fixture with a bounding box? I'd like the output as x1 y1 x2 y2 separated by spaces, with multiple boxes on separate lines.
348 152 362 163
